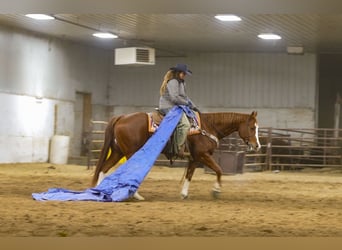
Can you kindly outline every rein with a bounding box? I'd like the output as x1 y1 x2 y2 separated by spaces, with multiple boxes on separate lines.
198 113 226 148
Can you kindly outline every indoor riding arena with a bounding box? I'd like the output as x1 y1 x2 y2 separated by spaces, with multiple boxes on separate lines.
1 2 342 242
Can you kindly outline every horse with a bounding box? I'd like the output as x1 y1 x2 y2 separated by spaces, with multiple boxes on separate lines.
92 110 261 200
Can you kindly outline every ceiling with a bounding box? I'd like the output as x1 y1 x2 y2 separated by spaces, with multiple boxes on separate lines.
1 13 342 57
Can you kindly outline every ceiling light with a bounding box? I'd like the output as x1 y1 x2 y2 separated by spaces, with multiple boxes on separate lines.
215 15 241 22
258 33 282 40
25 14 55 20
92 32 118 39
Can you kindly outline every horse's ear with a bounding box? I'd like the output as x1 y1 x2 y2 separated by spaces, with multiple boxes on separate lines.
251 111 257 117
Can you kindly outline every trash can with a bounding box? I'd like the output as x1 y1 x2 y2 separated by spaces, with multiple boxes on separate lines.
49 135 70 164
204 150 245 175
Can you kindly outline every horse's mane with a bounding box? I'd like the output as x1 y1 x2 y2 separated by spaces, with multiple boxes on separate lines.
200 112 250 138
202 112 249 125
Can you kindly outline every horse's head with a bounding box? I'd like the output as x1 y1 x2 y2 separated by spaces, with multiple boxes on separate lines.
238 111 261 152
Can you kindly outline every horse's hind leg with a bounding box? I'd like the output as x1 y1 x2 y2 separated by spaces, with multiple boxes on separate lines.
102 150 145 201
95 151 145 200
195 153 223 197
96 148 124 185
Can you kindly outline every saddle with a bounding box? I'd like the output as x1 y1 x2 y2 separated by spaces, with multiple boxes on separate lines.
147 109 201 134
147 109 201 163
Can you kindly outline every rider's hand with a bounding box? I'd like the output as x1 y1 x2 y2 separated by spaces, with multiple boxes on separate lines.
192 107 201 113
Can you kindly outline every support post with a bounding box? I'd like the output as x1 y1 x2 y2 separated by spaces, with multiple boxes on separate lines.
334 92 341 140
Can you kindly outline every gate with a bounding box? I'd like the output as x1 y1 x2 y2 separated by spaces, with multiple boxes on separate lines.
86 120 108 169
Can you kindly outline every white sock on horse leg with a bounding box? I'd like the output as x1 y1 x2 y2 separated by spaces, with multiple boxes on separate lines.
181 179 190 198
133 191 145 201
97 172 106 186
212 181 221 192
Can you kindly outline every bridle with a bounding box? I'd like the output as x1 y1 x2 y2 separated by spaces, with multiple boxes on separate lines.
244 118 252 145
243 117 257 151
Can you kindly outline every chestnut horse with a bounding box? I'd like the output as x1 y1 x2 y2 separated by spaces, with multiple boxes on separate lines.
92 110 261 200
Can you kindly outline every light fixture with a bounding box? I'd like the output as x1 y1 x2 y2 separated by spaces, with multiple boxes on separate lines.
215 15 241 22
92 32 118 39
25 14 55 20
287 46 304 55
258 33 282 40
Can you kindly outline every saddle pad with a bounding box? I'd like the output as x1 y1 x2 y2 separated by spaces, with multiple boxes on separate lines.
148 110 201 135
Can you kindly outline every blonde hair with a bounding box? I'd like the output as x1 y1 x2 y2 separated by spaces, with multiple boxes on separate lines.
159 70 175 96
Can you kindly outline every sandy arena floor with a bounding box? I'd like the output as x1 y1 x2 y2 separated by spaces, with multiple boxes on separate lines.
0 163 342 237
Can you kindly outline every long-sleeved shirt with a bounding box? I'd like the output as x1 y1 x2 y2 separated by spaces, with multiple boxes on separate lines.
159 79 195 112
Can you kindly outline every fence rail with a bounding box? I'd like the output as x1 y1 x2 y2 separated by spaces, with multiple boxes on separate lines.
238 127 342 171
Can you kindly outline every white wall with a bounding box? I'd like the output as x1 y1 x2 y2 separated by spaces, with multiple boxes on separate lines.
0 93 75 162
0 26 110 103
0 26 110 163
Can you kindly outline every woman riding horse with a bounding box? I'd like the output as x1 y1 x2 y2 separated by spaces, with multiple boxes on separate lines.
159 63 200 158
92 108 261 201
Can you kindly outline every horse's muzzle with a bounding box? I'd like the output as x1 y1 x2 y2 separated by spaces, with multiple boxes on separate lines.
246 142 260 152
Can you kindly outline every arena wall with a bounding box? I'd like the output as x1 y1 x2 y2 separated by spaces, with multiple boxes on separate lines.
0 26 110 163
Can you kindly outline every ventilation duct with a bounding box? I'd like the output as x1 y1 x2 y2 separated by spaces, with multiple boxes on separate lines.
114 47 155 65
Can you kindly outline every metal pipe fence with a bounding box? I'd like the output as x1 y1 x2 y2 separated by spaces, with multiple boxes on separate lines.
223 128 342 171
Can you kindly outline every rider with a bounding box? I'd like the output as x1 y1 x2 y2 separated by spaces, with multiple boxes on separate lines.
159 63 199 158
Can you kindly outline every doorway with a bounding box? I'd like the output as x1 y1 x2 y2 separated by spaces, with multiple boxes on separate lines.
318 54 342 129
72 92 92 157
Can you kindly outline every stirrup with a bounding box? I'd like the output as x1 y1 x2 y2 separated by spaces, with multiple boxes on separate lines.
176 143 191 159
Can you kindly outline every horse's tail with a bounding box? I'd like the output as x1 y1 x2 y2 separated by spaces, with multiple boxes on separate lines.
91 115 122 186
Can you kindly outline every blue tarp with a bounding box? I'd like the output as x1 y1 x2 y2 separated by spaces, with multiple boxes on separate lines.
32 106 187 202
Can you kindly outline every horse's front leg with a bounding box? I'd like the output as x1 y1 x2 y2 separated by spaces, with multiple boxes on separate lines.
181 161 200 199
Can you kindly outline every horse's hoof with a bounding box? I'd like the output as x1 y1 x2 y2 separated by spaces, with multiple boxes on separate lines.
212 190 221 199
181 194 188 200
133 192 145 201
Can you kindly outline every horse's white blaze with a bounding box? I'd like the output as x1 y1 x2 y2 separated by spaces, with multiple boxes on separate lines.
255 122 261 150
181 179 190 197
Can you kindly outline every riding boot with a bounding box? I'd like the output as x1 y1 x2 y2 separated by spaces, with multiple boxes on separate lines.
177 143 186 158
